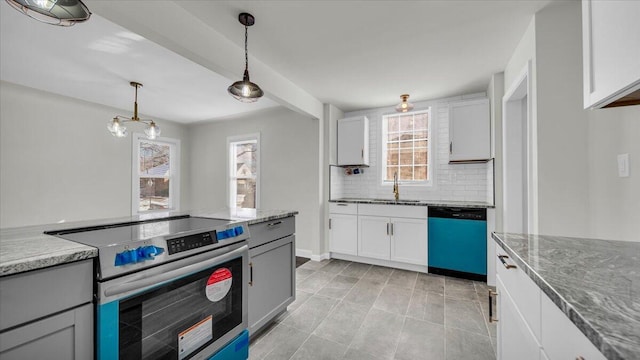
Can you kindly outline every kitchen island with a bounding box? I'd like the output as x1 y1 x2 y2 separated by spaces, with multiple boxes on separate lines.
492 232 639 360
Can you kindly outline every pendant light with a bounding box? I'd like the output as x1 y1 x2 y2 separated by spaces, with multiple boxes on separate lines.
395 94 414 113
107 82 161 140
5 0 91 26
228 12 264 103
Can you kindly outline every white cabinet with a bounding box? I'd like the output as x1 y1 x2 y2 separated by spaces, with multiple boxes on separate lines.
582 0 640 108
337 116 369 166
358 215 391 259
496 277 540 360
357 205 428 265
449 98 491 162
329 203 358 256
494 242 607 360
540 294 606 360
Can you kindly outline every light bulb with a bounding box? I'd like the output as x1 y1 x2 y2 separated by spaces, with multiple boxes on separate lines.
27 0 57 10
241 84 251 97
107 118 127 137
402 103 408 109
145 122 161 139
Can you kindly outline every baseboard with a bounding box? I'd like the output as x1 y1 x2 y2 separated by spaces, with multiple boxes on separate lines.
310 253 330 262
295 249 312 259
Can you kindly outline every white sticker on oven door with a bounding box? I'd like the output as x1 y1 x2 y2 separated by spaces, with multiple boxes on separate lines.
205 268 232 302
178 315 212 360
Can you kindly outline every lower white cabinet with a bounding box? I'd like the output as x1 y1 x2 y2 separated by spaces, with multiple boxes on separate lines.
494 243 607 360
329 214 358 255
358 215 427 265
496 276 541 360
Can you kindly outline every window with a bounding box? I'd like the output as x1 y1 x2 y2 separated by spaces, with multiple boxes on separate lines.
382 109 431 184
228 134 260 209
133 134 180 213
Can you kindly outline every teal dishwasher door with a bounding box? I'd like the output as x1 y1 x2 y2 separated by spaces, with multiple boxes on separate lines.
428 214 487 276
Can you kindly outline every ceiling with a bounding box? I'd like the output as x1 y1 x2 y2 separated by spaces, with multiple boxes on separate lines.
1 0 552 122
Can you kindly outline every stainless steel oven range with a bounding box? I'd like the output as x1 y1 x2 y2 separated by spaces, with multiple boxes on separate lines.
49 216 250 360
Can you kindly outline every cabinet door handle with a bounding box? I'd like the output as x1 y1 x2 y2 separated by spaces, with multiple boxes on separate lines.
390 223 394 236
329 219 332 229
267 221 282 228
249 262 254 286
386 223 390 235
361 148 364 159
488 289 498 323
498 255 517 269
450 141 453 154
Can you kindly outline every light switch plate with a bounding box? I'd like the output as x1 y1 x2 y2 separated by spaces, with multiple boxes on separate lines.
617 153 629 177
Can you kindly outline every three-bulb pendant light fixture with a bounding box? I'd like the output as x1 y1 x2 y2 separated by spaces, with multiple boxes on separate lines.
5 0 91 26
395 94 414 113
228 12 264 103
107 82 161 140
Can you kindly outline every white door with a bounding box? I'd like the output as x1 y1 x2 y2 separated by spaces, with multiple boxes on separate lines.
329 214 358 255
358 216 390 260
390 217 427 265
497 276 540 360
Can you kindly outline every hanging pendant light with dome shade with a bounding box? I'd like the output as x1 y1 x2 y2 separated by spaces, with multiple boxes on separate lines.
395 94 414 113
107 82 161 140
228 12 264 103
5 0 91 26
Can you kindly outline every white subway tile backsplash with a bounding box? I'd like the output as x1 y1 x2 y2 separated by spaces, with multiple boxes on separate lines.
330 93 491 202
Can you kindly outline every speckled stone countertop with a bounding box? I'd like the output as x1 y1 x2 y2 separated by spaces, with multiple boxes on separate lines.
1 208 297 277
492 233 640 360
330 197 494 208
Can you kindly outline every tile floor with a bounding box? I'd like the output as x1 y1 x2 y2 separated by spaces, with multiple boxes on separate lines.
249 259 497 360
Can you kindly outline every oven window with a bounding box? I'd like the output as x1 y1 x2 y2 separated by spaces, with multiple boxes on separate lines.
119 256 243 360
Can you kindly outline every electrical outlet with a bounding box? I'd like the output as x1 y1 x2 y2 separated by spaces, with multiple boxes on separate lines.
617 153 629 177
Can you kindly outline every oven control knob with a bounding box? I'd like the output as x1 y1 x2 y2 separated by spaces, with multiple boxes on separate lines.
234 226 244 235
115 250 136 266
138 245 165 260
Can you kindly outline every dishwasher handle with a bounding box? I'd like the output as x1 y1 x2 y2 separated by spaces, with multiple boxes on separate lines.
428 206 487 221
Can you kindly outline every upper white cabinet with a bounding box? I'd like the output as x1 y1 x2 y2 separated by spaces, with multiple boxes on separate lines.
449 98 491 162
337 116 369 166
582 0 640 109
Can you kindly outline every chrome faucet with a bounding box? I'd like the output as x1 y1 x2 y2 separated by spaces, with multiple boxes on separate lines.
393 171 399 201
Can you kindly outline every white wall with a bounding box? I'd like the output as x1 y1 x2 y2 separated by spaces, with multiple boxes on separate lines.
588 106 640 241
333 93 491 203
0 81 191 228
188 107 321 255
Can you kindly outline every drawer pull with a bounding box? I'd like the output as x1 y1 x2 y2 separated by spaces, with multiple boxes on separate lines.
488 289 498 323
498 255 517 269
267 221 283 227
337 203 348 206
576 357 585 360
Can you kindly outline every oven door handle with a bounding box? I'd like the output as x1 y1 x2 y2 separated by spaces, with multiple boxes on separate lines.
104 245 248 298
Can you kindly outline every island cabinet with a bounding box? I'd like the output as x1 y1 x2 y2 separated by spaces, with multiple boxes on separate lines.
494 245 606 360
329 202 358 255
357 204 427 266
0 260 93 360
582 0 640 108
247 216 295 337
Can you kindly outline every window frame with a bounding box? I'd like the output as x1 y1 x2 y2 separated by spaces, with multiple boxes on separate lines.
380 108 433 186
227 133 261 210
132 133 181 214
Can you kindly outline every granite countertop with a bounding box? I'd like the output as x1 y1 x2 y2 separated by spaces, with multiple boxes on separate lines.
1 208 298 277
492 232 639 360
330 197 494 208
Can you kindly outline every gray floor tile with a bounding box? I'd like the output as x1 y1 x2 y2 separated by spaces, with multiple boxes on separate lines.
290 334 347 360
445 298 489 336
350 308 404 360
342 348 384 360
478 291 497 338
281 295 338 333
445 328 495 360
343 278 385 309
362 265 394 282
297 270 336 293
373 284 412 315
318 259 352 273
387 269 418 289
445 277 478 300
289 289 314 312
317 286 352 299
314 301 369 346
395 317 445 360
249 323 310 360
296 267 315 280
299 259 331 271
406 288 428 320
416 273 445 294
317 274 359 299
425 292 445 325
340 262 372 278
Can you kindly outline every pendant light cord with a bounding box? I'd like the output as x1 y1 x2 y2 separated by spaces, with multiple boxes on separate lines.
244 25 249 72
